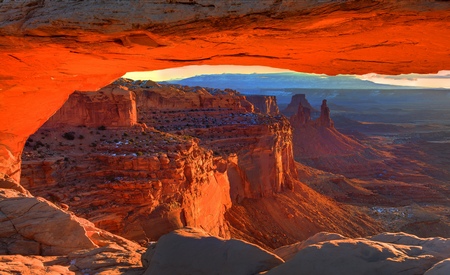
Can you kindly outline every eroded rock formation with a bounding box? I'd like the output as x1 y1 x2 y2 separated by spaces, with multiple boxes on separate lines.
245 95 280 115
43 85 137 129
119 78 295 199
283 94 317 117
287 94 385 178
21 79 383 250
318 99 333 128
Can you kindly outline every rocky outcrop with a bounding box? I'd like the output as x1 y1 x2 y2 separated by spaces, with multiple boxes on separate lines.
267 231 450 275
141 229 450 275
245 95 280 115
119 79 296 199
141 227 284 275
21 126 232 243
283 94 317 117
289 102 311 127
288 95 385 178
0 176 145 273
0 188 96 256
318 99 333 127
122 79 254 113
43 85 137 129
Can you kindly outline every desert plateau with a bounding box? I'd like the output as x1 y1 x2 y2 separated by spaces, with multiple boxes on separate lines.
1 1 450 274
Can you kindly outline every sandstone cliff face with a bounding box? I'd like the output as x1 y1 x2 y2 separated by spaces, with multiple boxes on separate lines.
21 126 232 243
120 79 296 199
245 95 280 115
43 85 137 129
123 79 254 113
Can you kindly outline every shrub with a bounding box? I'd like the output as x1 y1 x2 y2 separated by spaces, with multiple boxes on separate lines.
62 132 75 140
98 125 106 130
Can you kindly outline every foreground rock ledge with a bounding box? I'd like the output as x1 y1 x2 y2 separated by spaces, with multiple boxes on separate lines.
141 228 450 275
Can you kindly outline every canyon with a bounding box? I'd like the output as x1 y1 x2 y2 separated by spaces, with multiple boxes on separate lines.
1 0 450 274
20 80 381 250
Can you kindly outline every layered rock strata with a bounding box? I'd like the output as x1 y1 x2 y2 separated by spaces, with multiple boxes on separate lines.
43 85 137 129
21 80 383 250
119 78 296 199
21 79 296 244
245 95 280 115
21 126 232 243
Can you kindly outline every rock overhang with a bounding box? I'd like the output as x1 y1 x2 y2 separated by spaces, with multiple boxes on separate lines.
1 0 450 180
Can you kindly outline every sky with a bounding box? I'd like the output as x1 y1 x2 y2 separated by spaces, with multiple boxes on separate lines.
123 65 450 89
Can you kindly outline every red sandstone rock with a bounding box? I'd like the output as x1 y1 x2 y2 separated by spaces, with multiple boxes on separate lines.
318 99 333 128
288 94 385 177
43 85 137 129
283 94 317 117
245 95 280 115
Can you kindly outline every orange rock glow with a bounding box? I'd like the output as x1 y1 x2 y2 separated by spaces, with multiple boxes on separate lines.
1 1 450 181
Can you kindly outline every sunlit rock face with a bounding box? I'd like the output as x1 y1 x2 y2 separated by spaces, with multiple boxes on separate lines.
43 84 137 129
245 95 280 115
1 1 450 182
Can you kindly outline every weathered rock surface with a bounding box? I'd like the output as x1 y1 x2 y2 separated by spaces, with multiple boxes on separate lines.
0 175 145 274
43 84 137 129
21 79 382 250
425 259 450 275
21 126 232 243
268 232 450 275
283 94 317 117
246 95 280 115
1 0 450 182
287 94 385 178
138 229 450 275
141 227 284 275
274 232 346 261
0 255 72 275
123 79 296 199
0 188 97 256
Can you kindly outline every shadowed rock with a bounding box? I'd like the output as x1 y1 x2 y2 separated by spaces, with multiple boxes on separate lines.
142 227 284 275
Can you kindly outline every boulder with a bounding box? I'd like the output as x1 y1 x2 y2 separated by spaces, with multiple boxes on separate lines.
267 232 450 275
0 188 97 255
142 227 284 275
425 259 450 275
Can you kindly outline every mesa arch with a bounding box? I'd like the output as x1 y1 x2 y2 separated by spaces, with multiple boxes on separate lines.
1 0 450 182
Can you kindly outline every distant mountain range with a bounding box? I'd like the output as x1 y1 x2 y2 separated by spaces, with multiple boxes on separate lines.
165 72 415 93
164 73 449 107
